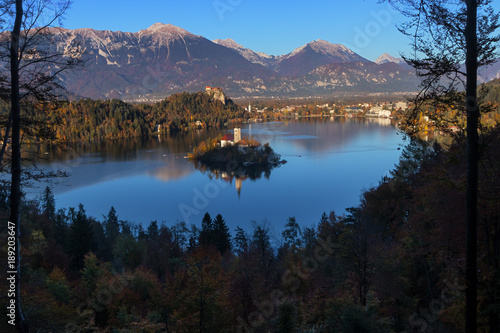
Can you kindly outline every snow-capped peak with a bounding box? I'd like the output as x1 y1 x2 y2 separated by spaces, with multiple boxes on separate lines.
213 38 241 49
375 53 405 65
213 38 273 58
143 23 193 37
285 39 366 63
310 40 352 55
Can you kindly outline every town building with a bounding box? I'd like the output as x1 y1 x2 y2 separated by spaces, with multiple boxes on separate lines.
395 101 408 110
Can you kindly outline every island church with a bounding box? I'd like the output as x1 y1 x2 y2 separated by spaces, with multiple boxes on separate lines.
220 128 241 147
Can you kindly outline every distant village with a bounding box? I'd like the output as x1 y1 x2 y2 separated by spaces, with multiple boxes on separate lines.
132 86 410 120
242 100 409 119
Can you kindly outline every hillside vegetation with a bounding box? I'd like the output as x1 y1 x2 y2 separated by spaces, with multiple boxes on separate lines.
0 91 246 143
1 123 500 331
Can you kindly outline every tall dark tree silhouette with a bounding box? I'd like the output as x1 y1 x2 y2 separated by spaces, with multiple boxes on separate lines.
212 214 231 254
0 1 82 331
382 0 499 331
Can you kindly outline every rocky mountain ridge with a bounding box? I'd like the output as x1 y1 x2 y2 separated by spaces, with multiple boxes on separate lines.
40 23 447 100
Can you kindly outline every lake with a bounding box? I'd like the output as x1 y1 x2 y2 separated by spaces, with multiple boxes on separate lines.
33 117 404 232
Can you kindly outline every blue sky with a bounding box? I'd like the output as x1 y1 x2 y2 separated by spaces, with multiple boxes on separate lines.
62 0 497 61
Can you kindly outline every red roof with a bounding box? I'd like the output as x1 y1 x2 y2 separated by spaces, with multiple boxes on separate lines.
221 134 234 141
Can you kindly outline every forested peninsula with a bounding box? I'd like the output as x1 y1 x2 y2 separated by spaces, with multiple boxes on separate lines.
0 90 247 143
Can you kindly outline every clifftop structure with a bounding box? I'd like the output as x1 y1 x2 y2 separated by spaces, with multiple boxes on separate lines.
205 86 227 105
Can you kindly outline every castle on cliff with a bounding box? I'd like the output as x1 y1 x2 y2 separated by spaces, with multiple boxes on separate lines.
205 86 227 105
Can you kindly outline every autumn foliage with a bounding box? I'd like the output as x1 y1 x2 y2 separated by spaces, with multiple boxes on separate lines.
1 126 500 332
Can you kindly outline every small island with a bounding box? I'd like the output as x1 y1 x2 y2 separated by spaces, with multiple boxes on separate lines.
188 128 287 167
188 129 286 194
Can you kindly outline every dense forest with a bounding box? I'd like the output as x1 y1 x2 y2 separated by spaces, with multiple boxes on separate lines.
0 91 247 143
1 123 499 332
0 83 499 332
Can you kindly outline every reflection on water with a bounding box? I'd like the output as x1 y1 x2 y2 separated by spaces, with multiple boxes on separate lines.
147 154 197 182
191 158 283 197
35 129 222 195
33 118 403 230
244 117 398 156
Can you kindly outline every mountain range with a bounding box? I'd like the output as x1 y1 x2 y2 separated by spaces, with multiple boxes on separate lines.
49 23 498 101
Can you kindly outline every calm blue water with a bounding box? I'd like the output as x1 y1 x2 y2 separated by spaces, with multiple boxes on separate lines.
34 118 404 232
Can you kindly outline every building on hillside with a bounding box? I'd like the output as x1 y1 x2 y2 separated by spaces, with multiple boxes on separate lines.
205 86 222 92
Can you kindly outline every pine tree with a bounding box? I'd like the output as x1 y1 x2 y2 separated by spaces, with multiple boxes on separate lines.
212 214 231 254
41 186 56 221
199 212 213 246
103 206 120 261
233 226 249 255
282 217 302 249
68 204 94 270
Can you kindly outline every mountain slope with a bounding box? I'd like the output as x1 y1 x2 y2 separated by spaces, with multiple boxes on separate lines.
375 53 413 70
58 23 275 99
213 38 278 68
308 61 420 92
274 40 370 76
43 23 421 99
375 53 405 65
478 58 500 83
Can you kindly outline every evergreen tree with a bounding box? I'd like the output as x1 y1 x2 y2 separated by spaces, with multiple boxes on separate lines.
251 221 274 276
199 212 213 246
53 208 69 249
41 186 56 221
147 220 159 240
301 225 317 254
212 214 231 254
103 206 120 261
282 217 302 249
233 226 249 255
120 220 133 236
171 221 189 250
90 219 107 261
68 204 94 270
187 224 200 252
104 207 120 242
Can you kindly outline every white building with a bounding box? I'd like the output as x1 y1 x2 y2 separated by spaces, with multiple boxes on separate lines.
220 134 234 147
396 102 408 110
368 107 392 118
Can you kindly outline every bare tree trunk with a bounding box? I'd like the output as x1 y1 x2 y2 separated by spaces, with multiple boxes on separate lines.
9 0 28 332
0 110 12 165
465 0 478 332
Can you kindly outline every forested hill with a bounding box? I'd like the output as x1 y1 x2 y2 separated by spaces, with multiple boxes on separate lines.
16 90 246 143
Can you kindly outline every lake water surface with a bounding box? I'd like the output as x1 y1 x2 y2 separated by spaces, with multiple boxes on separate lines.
35 117 404 232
